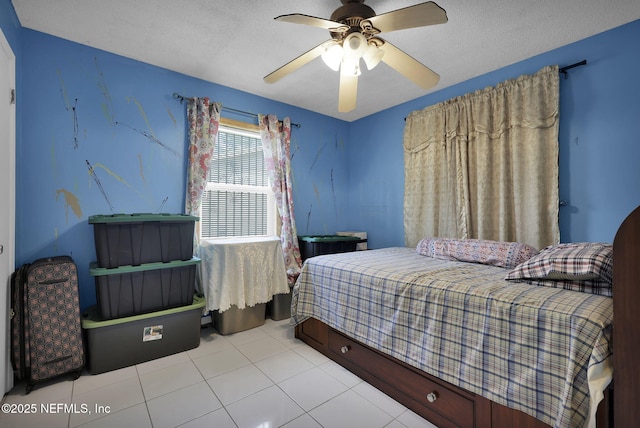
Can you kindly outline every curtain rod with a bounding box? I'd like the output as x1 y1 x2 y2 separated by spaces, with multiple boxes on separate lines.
172 93 301 128
403 61 589 121
559 59 587 79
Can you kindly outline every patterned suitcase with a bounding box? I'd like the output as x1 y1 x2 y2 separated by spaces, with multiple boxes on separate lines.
10 256 85 393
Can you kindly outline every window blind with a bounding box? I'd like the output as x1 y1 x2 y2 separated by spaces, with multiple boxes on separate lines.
200 128 271 238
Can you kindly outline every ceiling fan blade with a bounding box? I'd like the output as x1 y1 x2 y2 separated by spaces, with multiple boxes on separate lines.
263 42 328 84
380 39 440 90
275 14 349 32
367 2 447 33
338 73 358 112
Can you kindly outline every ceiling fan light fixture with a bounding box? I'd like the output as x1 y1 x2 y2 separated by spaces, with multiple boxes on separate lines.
363 43 384 70
321 41 344 71
343 32 367 58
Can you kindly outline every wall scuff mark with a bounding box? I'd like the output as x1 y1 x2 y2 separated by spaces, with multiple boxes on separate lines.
313 184 321 206
95 57 115 125
290 137 300 160
309 142 326 171
86 160 114 213
128 97 156 137
306 204 312 232
335 132 345 151
116 121 180 158
57 70 70 106
55 188 83 223
166 104 177 127
157 197 168 213
58 71 80 149
89 161 151 202
69 98 79 149
138 154 147 184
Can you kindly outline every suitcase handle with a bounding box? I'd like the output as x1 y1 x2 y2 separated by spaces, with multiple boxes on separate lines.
37 278 72 285
44 355 73 365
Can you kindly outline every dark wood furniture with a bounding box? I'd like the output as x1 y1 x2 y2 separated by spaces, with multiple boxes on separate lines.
297 318 612 427
613 205 640 427
294 206 640 427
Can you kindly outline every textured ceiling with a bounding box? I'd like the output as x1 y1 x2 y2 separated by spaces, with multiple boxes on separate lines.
11 0 640 121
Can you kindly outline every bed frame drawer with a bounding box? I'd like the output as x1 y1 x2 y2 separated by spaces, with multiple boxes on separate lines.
297 318 584 428
327 328 477 428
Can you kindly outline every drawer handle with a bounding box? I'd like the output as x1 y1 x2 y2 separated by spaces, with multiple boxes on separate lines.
341 345 351 354
426 392 438 403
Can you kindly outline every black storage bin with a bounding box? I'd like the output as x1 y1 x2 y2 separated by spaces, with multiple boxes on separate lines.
90 257 200 320
82 295 205 374
89 213 198 268
298 235 363 261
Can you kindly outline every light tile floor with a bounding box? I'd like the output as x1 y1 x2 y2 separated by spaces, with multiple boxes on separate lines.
0 318 437 428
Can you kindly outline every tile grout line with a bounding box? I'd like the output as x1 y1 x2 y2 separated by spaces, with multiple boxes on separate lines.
2 319 417 428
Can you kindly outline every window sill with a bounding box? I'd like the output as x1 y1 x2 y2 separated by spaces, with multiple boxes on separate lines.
201 236 280 245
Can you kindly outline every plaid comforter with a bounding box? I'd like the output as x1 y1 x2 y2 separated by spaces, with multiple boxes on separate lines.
291 248 613 428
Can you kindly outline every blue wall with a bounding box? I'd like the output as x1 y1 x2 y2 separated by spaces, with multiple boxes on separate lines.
15 28 351 309
3 1 639 309
348 19 640 249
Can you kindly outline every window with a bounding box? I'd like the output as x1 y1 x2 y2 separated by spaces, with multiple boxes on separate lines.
200 123 277 239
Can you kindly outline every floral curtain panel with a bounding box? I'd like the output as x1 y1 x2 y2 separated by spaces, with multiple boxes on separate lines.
258 114 302 285
184 97 221 217
403 65 560 250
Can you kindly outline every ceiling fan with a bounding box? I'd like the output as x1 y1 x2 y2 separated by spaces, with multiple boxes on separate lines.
263 0 448 113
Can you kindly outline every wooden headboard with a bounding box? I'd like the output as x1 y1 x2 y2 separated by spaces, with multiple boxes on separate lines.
613 205 640 426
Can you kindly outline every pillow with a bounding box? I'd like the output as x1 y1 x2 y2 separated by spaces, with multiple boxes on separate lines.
416 237 454 260
505 242 613 296
416 237 538 269
509 277 613 297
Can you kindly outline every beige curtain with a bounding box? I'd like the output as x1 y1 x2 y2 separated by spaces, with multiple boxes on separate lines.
404 65 560 250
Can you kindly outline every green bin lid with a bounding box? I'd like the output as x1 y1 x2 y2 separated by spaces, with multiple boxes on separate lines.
89 213 199 224
82 295 206 328
298 235 363 242
89 257 201 276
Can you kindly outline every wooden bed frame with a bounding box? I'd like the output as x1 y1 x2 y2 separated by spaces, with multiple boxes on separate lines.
295 205 640 428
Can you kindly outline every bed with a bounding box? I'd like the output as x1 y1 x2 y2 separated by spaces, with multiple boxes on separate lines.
291 206 640 428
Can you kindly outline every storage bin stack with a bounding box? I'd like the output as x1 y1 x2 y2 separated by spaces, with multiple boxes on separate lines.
82 214 203 374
